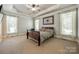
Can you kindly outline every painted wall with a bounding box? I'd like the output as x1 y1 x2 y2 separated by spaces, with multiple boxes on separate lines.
35 5 77 36
0 14 33 37
38 14 60 35
0 23 1 35
0 13 3 36
2 5 34 34
18 16 34 33
2 15 7 36
78 8 79 38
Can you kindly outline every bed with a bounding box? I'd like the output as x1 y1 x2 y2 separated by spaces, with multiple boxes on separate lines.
27 27 54 46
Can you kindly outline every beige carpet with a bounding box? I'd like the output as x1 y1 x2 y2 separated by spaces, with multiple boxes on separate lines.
0 35 78 54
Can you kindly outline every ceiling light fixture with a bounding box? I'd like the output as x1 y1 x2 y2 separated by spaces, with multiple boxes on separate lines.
32 8 36 11
26 4 40 11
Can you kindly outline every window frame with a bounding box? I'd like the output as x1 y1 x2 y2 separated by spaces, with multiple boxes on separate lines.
6 15 18 34
35 19 40 31
59 9 76 36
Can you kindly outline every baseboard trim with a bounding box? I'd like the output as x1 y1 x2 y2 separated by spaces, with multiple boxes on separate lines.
55 35 77 42
2 33 26 39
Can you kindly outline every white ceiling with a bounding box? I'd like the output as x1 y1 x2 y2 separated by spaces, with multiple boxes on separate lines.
13 4 55 15
2 4 77 16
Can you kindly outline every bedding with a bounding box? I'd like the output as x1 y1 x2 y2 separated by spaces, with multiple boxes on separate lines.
27 27 54 46
40 29 54 42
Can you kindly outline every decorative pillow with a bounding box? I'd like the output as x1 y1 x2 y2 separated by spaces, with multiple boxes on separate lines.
40 28 46 31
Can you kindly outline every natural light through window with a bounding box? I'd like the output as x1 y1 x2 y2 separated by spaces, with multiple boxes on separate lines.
60 10 76 36
35 19 39 31
6 16 17 33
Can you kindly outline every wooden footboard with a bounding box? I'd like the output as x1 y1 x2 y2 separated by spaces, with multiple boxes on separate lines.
27 31 40 46
27 27 54 46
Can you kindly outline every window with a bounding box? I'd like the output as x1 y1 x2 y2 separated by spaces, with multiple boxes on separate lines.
35 19 39 31
60 10 76 36
0 13 3 35
6 16 17 33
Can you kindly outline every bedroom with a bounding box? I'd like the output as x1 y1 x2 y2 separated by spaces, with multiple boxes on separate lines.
0 4 79 53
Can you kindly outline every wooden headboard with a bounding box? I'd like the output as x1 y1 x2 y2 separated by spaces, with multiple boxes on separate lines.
42 27 54 29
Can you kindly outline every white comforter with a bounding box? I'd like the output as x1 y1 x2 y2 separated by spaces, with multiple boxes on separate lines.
40 30 54 42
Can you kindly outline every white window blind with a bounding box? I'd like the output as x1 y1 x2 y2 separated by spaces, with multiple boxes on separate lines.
60 10 76 37
6 16 17 33
35 19 39 31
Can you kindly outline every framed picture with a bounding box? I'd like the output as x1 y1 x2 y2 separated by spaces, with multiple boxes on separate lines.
43 16 54 25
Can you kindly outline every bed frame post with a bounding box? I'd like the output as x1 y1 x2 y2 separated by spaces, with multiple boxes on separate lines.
27 30 28 39
38 33 40 46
